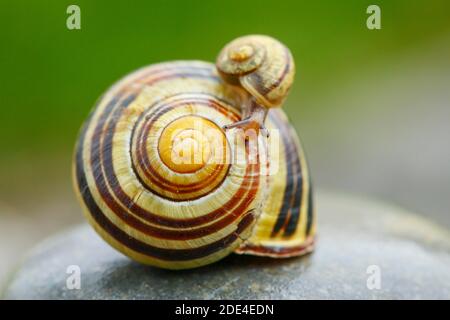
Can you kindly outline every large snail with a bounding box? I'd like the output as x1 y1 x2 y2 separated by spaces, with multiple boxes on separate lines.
73 35 316 269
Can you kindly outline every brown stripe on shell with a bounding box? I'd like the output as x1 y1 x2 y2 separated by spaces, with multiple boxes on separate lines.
249 46 292 98
262 46 292 96
269 110 306 238
237 236 315 258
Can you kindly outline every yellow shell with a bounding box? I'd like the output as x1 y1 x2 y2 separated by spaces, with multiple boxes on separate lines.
73 39 315 270
216 35 295 108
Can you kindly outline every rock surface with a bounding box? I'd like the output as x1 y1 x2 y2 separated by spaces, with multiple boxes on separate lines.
2 192 450 299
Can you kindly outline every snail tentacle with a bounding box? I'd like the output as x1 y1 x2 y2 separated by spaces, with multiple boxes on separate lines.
222 99 270 137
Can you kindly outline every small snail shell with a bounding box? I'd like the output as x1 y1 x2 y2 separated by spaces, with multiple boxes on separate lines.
216 35 295 108
73 36 315 270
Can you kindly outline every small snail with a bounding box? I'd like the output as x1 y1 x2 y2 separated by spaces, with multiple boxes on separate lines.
217 35 295 137
73 35 315 269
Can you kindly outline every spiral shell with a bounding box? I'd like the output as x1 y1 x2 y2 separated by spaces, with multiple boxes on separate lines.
216 35 295 108
74 60 314 269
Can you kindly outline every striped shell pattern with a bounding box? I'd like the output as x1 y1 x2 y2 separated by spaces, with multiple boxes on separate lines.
73 36 315 269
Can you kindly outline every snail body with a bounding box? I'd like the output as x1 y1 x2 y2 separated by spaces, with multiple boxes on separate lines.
73 36 315 269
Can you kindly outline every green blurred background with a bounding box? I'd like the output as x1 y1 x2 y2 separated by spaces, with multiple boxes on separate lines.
1 0 450 285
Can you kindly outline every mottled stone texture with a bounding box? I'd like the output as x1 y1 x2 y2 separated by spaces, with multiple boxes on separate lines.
2 192 450 299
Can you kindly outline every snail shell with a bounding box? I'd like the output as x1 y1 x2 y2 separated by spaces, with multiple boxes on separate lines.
216 35 295 108
73 39 315 270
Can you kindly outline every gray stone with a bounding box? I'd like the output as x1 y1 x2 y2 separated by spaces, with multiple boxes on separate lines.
2 192 450 299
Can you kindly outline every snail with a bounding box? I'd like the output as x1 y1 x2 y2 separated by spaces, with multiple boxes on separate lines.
73 35 316 270
217 35 295 137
